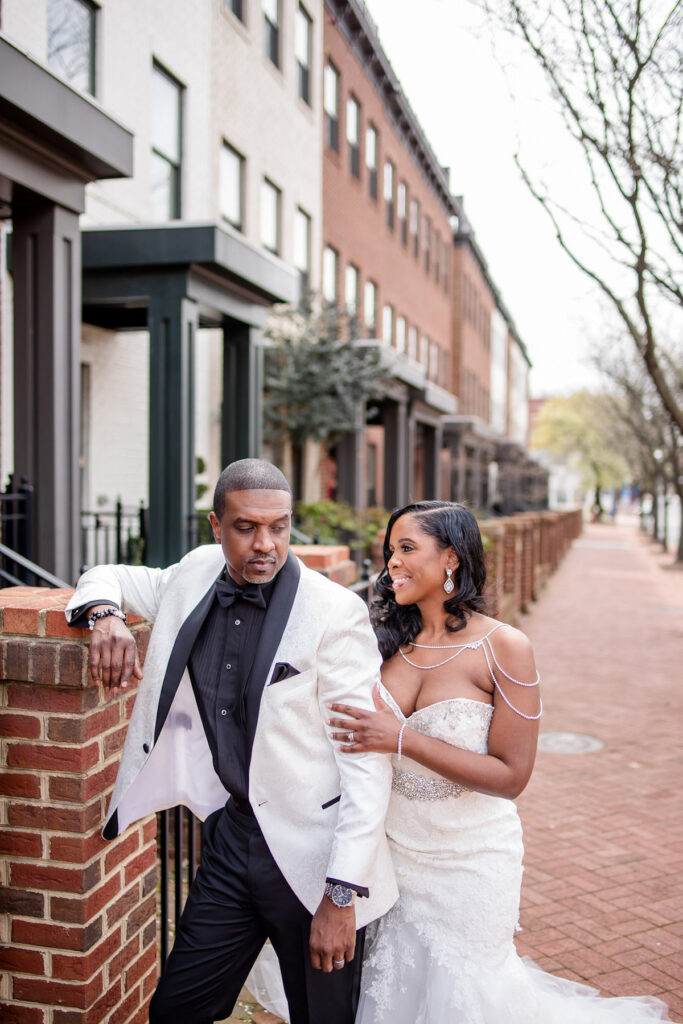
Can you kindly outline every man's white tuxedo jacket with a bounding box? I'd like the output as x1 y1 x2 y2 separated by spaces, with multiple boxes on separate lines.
65 546 398 927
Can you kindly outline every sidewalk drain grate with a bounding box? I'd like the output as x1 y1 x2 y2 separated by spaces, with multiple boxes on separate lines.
538 732 604 754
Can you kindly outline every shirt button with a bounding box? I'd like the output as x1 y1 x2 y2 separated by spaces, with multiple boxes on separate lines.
234 619 241 626
220 708 227 716
225 663 232 670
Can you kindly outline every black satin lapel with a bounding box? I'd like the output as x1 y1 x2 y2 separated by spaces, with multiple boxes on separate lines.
153 573 221 742
245 551 301 748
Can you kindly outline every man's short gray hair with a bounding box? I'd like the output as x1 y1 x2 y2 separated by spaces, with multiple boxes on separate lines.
213 459 292 520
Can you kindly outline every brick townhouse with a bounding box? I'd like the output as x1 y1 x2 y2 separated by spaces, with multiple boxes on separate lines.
321 0 458 510
445 202 546 513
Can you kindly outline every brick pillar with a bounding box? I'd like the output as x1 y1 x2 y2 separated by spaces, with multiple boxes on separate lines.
478 521 504 619
0 588 156 1024
291 544 357 586
501 520 523 625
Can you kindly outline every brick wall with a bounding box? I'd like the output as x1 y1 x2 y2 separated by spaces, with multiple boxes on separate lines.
0 588 155 1024
481 509 582 626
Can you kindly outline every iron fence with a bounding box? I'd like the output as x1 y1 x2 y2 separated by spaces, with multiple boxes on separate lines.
80 501 148 571
0 475 34 586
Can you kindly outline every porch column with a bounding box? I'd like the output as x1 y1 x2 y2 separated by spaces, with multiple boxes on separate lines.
12 202 81 583
421 422 441 500
335 401 366 508
147 284 197 566
382 398 408 509
222 319 263 465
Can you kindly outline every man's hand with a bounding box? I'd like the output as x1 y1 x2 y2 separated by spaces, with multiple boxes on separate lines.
88 607 143 695
309 897 356 972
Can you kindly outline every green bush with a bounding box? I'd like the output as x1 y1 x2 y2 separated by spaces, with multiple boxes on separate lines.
294 500 389 562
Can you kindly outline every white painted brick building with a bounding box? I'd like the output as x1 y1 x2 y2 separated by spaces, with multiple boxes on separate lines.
1 0 322 547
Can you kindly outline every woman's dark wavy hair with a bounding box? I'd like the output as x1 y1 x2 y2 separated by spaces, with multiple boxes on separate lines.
370 501 487 660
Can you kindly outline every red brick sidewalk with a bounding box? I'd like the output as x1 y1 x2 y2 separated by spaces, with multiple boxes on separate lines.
515 515 683 1020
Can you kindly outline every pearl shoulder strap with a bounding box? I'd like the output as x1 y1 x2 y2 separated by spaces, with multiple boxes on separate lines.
481 627 543 721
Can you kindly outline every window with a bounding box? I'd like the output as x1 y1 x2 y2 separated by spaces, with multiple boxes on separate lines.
263 0 280 67
398 183 407 245
345 264 359 314
396 315 407 354
224 0 244 21
323 245 338 303
364 280 377 333
296 4 312 105
347 96 360 178
423 216 431 273
260 178 281 254
408 325 418 360
220 142 244 231
324 62 340 151
150 62 183 221
434 233 440 284
382 304 394 346
47 0 96 95
366 125 378 199
384 161 395 229
429 341 439 382
420 334 430 367
443 242 449 293
410 199 420 258
294 207 311 292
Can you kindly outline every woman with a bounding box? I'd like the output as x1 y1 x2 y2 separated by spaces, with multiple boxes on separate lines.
248 500 670 1023
325 500 670 1024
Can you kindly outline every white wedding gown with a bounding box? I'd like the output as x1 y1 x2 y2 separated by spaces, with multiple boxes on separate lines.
247 692 671 1023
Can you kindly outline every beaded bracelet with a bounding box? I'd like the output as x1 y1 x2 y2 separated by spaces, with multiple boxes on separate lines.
397 723 407 760
87 607 127 631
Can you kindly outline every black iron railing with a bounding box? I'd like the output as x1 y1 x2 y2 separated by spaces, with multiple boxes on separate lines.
157 807 203 969
0 542 70 589
0 475 33 585
80 502 148 570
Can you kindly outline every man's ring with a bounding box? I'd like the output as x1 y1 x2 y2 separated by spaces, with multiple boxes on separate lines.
333 959 345 967
348 731 354 743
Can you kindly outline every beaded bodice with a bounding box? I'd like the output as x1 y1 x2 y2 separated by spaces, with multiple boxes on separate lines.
386 695 494 801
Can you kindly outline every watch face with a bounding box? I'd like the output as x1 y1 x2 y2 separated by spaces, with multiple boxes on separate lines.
332 884 353 907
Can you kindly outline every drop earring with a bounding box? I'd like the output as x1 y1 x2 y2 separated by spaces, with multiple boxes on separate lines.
443 568 455 595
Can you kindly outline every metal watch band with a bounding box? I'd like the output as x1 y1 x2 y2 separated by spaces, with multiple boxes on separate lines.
324 882 354 907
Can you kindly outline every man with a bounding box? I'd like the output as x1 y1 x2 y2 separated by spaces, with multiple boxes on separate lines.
66 459 397 1024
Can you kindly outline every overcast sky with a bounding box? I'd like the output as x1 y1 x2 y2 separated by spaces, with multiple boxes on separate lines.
362 0 604 398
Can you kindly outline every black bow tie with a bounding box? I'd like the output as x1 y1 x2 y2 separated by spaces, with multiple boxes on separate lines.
215 577 267 609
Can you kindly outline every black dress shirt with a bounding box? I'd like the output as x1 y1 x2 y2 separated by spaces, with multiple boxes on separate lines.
187 572 276 804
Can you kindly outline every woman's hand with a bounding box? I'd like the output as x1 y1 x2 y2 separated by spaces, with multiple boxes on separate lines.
327 686 402 754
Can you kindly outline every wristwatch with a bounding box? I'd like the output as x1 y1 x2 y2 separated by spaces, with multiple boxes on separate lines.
324 882 355 908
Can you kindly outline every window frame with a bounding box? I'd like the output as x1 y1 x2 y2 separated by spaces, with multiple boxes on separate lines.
346 95 361 179
324 61 340 152
263 0 280 69
382 303 394 346
219 140 245 232
47 0 97 96
323 245 339 304
366 124 378 199
296 3 312 105
364 279 377 334
384 159 395 230
410 198 420 259
260 176 282 255
294 206 312 293
150 59 184 222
